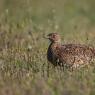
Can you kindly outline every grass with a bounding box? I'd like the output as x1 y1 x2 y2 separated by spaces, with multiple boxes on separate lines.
0 0 95 95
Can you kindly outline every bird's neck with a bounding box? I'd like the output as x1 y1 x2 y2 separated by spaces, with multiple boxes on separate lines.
49 42 61 49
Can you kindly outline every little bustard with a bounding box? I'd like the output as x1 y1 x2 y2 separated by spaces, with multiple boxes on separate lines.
45 33 95 68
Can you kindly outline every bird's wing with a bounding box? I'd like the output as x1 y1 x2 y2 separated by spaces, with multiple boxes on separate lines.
55 44 95 65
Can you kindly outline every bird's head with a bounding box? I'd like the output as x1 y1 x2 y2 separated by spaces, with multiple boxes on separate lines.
44 33 61 43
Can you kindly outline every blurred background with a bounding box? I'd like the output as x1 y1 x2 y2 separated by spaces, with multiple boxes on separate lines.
1 0 95 33
0 0 95 95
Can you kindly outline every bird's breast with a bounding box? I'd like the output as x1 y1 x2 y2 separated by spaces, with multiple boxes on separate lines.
47 47 53 63
47 43 60 64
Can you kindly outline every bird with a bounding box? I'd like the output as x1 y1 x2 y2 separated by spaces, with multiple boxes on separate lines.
44 33 95 69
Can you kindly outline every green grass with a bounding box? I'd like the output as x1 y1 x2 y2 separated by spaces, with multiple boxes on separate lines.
0 0 95 95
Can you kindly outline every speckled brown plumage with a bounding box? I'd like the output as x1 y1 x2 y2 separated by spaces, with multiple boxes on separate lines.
46 33 95 68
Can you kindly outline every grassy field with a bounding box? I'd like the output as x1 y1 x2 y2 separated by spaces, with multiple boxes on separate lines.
0 0 95 95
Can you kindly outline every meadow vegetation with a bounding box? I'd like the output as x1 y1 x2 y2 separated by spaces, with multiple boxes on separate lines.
0 0 95 95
